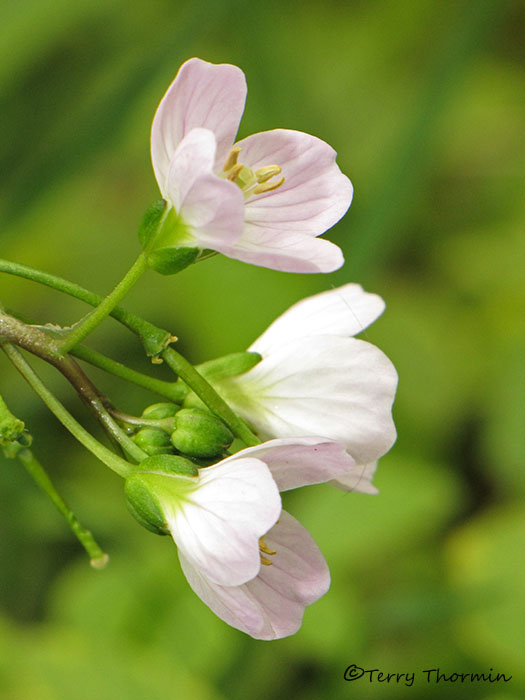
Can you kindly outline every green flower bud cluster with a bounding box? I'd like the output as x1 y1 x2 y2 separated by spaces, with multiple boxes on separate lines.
130 402 234 462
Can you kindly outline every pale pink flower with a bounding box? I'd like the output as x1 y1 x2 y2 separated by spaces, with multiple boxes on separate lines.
210 284 398 494
126 438 354 639
150 57 353 273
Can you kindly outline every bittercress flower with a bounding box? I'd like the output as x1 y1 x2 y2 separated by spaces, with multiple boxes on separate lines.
149 57 353 273
125 438 354 639
208 284 398 494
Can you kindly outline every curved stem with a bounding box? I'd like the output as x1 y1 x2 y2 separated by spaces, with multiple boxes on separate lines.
0 258 170 356
71 345 187 403
1 343 133 478
13 444 108 568
60 253 149 353
0 259 261 446
0 308 146 463
163 347 260 446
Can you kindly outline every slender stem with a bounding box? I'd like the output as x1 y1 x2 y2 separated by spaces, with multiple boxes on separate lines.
71 345 187 403
0 260 261 446
1 343 133 478
110 409 175 431
13 444 108 568
162 347 260 447
0 258 171 356
60 253 149 353
0 309 146 463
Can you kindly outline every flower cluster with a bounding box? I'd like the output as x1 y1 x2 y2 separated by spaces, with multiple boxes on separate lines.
117 58 397 640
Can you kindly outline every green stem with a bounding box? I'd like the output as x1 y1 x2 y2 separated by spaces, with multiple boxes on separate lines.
14 444 108 568
0 308 146 463
0 259 260 446
163 347 260 447
0 258 171 356
60 253 149 353
71 345 187 403
1 343 133 478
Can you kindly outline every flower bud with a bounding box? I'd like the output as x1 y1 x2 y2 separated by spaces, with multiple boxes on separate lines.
133 427 173 456
171 408 234 458
142 402 179 420
125 454 199 535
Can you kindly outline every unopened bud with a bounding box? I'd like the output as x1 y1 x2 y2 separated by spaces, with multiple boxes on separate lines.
171 408 233 458
133 428 173 456
142 402 179 420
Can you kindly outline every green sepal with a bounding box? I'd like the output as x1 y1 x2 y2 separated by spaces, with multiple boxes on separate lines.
124 454 199 535
136 453 200 478
171 408 233 458
138 200 168 249
133 427 173 456
197 352 262 382
125 475 169 535
146 247 199 275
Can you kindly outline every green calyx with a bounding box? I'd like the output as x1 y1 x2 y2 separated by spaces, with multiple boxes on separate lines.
139 201 199 275
196 351 262 382
171 408 234 458
124 454 199 535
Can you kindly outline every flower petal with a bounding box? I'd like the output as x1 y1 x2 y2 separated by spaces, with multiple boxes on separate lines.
249 284 386 355
165 128 244 249
151 57 246 192
220 227 344 273
221 336 398 465
224 437 355 492
163 457 281 586
237 128 353 236
331 461 379 495
178 510 329 640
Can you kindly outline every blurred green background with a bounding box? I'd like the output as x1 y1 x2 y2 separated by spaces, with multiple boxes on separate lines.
1 0 524 698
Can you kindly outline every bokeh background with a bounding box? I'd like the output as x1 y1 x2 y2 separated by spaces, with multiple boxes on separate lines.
0 1 524 698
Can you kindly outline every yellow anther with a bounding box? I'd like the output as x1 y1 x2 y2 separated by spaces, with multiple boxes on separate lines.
260 554 273 566
226 163 243 181
255 165 282 183
253 176 285 195
223 147 242 172
259 537 277 556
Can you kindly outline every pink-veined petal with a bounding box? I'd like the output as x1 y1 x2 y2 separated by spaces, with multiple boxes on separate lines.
220 227 344 273
179 510 329 640
223 437 355 492
237 128 353 236
330 461 379 494
221 336 398 465
164 457 281 587
151 57 246 191
164 128 244 248
164 128 217 208
249 284 386 355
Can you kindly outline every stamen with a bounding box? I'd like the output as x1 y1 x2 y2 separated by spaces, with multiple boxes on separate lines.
226 163 243 181
253 176 285 195
223 146 242 172
259 538 277 556
259 536 276 566
255 165 282 183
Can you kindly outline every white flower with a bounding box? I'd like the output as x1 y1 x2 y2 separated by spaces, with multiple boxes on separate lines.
150 57 353 273
211 284 398 493
126 438 354 639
